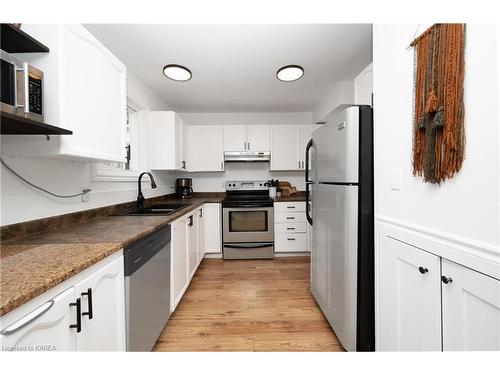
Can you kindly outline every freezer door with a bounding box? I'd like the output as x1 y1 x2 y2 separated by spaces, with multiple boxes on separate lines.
312 106 359 183
310 182 358 351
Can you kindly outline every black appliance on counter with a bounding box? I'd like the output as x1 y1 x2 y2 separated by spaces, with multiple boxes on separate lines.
176 178 193 199
222 180 274 260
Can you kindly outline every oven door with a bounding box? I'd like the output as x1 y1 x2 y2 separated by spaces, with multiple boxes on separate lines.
223 206 274 243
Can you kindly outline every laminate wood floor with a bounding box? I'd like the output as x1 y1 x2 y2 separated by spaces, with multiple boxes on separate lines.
153 257 344 352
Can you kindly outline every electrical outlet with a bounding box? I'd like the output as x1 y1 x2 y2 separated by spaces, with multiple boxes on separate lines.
81 190 90 202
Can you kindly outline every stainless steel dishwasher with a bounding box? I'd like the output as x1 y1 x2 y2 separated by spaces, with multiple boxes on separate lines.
124 224 170 351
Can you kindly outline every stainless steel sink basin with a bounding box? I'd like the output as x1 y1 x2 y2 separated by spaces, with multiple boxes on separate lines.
116 203 189 216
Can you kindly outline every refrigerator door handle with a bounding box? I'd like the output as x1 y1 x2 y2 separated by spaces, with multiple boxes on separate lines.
305 139 313 183
306 182 313 225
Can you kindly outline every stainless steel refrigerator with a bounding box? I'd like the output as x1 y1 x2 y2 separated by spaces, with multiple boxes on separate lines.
306 105 374 351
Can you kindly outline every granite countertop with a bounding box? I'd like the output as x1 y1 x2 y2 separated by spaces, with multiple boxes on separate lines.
272 192 306 202
0 195 223 316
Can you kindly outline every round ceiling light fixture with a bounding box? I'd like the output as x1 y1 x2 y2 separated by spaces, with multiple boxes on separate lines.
163 64 192 81
276 65 304 82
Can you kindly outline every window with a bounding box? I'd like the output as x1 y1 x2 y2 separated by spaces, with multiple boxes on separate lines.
91 100 145 182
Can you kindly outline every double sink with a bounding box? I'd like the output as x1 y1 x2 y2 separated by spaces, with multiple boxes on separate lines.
117 203 189 216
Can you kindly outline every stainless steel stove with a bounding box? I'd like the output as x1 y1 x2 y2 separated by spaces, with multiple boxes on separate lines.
222 181 274 259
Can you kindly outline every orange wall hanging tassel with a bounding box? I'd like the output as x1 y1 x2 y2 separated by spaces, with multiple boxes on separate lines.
410 24 466 184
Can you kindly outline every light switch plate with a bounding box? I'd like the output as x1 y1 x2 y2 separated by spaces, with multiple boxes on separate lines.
390 168 402 190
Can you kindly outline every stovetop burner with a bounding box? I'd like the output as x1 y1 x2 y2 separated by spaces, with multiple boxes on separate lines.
223 180 272 208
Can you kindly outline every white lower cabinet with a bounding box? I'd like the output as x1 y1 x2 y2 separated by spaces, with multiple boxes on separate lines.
274 202 307 253
73 256 125 351
170 215 189 312
0 288 77 351
203 203 222 254
378 236 500 351
442 259 500 351
196 206 205 265
187 213 198 280
0 254 125 351
378 237 442 351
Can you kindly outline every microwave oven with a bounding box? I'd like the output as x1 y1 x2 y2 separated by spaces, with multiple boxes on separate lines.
1 50 44 122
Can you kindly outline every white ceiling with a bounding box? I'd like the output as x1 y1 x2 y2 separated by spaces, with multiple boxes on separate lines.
84 24 372 113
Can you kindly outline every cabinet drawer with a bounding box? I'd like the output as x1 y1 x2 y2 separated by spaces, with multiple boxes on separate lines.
274 212 306 223
275 222 306 234
274 201 306 212
275 233 307 252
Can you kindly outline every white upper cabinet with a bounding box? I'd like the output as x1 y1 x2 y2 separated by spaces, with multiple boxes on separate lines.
247 125 270 151
148 111 187 171
270 125 301 171
223 125 247 151
3 24 127 163
223 125 270 152
442 259 500 351
187 126 224 172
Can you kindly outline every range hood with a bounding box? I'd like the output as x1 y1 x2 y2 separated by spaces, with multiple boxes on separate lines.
224 151 270 162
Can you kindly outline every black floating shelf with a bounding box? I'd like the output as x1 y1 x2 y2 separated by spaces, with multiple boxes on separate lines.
1 24 49 53
1 111 72 135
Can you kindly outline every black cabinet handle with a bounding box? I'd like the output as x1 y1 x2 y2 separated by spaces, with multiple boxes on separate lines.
418 266 429 274
441 276 453 284
286 216 295 220
287 238 296 241
287 206 296 209
287 227 295 230
81 288 93 320
69 298 82 333
199 208 203 218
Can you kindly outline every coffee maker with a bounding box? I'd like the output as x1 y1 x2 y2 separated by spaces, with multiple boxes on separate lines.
176 178 193 199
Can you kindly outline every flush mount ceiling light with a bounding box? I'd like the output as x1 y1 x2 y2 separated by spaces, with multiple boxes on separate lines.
276 65 304 82
163 64 192 81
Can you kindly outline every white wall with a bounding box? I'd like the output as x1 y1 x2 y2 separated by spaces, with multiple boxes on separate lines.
373 24 499 249
179 112 312 125
0 68 175 226
174 163 306 192
311 81 354 123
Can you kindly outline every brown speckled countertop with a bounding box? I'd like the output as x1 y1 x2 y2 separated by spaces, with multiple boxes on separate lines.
272 192 306 202
0 194 224 316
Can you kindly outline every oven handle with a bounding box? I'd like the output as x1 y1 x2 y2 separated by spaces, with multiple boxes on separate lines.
225 204 272 208
224 243 274 249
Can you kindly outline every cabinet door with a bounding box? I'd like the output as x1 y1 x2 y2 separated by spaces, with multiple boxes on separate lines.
62 25 127 162
270 125 301 170
188 126 224 171
197 207 205 265
300 125 320 170
0 288 76 351
188 213 198 279
247 125 270 151
442 259 500 351
378 236 442 351
224 125 247 151
176 114 186 170
171 217 189 311
204 203 222 254
74 256 125 351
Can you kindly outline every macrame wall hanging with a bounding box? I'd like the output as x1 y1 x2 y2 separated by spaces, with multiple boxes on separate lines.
410 23 466 184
